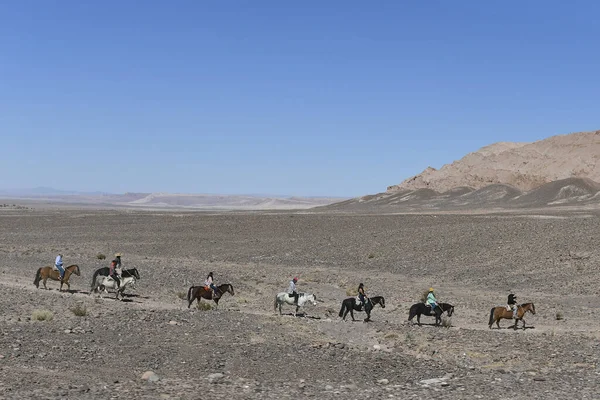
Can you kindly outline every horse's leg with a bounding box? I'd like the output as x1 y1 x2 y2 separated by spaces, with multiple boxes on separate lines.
43 278 48 290
417 314 421 326
350 308 356 321
522 319 526 330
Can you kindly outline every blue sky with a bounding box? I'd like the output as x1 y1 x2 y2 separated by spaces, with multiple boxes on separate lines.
1 1 599 197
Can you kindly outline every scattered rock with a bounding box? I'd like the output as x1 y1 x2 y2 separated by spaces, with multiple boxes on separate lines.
377 378 389 385
208 373 225 384
141 371 159 382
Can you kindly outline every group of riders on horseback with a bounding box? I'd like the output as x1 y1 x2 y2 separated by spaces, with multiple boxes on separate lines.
49 254 530 327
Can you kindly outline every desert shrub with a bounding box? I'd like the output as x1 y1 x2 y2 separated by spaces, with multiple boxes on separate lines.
32 309 54 321
70 304 88 317
196 302 212 311
176 291 187 300
555 311 564 320
368 253 376 259
420 290 429 303
346 287 358 297
96 253 106 260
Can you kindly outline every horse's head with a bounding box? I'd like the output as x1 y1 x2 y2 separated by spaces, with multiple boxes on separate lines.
225 284 234 296
525 303 535 315
309 294 317 306
132 268 141 280
378 296 385 308
446 305 455 317
69 265 81 276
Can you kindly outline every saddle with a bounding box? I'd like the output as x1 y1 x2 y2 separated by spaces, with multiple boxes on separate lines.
52 265 59 271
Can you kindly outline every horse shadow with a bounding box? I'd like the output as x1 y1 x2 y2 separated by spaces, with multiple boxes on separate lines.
281 312 321 320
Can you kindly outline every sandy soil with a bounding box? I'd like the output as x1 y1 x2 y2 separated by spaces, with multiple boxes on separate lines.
1 207 600 399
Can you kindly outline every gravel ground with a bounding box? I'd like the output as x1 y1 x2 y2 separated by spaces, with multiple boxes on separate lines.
1 207 600 399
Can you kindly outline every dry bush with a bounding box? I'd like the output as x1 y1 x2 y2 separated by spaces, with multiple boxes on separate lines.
196 302 212 311
70 304 88 317
346 287 358 297
176 291 187 300
556 311 564 320
32 309 54 321
420 290 429 303
367 253 376 259
96 253 106 260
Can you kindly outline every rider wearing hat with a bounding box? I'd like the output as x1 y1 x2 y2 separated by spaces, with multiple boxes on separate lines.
205 272 220 299
288 277 299 305
55 253 65 281
426 288 438 311
109 253 122 289
507 293 518 319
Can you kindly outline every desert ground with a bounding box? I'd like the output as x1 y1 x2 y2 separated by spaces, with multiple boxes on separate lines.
1 205 600 399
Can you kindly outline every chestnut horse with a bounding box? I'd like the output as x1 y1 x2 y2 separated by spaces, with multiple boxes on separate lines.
187 283 235 309
488 303 536 330
33 264 81 291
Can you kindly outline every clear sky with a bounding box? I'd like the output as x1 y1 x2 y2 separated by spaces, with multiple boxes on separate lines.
1 1 599 197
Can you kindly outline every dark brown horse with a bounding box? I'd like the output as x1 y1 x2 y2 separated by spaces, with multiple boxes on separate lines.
489 303 536 330
34 264 81 291
187 283 234 309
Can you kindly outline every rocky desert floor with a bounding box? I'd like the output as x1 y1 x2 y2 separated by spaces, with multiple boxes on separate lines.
1 206 600 399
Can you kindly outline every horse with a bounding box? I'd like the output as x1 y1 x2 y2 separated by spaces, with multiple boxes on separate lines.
489 303 536 330
90 267 140 290
33 264 81 291
187 283 235 309
408 302 455 326
91 275 137 300
339 296 386 322
274 292 318 317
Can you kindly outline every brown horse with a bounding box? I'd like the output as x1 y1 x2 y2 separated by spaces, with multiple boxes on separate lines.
34 264 81 291
488 302 536 330
187 283 234 309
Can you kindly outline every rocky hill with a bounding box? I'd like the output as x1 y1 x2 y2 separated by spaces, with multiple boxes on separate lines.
388 130 600 193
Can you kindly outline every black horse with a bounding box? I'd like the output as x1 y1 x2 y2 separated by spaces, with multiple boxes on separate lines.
339 296 386 322
90 267 140 291
408 302 454 326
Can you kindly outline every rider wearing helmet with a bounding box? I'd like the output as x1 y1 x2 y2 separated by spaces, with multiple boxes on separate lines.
205 272 220 299
288 277 299 305
426 288 438 311
507 293 518 319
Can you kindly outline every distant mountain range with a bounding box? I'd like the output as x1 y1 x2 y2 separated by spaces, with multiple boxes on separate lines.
0 189 347 210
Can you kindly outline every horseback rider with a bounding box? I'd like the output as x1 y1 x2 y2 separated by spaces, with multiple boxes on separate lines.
205 272 220 299
357 283 368 309
55 253 65 281
426 288 438 312
109 253 122 289
288 277 299 305
507 293 518 319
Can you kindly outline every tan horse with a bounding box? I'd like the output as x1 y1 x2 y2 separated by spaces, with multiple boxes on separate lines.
488 302 536 330
33 264 81 291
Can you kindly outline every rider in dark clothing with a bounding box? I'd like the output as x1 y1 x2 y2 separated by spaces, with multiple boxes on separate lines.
507 293 518 318
358 283 368 309
109 253 122 289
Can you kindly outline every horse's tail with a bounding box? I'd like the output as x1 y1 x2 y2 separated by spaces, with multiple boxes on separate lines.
339 301 346 317
33 268 42 287
91 268 101 290
274 295 279 311
488 307 495 327
408 304 417 321
187 286 195 303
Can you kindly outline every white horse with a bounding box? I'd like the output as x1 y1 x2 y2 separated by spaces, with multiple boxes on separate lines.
274 292 318 316
91 275 136 299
